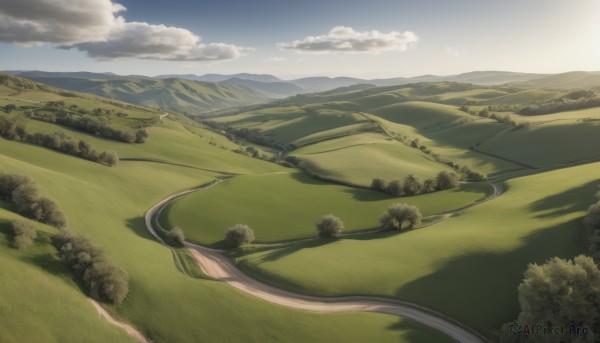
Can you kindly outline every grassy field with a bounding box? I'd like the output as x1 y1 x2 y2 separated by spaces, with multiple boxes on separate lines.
0 116 454 342
239 162 600 338
161 171 489 246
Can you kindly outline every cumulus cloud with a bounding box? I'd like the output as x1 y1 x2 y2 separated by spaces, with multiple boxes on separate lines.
280 26 418 53
0 0 246 61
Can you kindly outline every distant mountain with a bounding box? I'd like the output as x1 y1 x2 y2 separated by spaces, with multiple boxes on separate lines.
5 70 119 80
220 78 306 98
369 71 546 87
508 71 600 89
157 73 283 83
287 77 365 92
16 75 271 115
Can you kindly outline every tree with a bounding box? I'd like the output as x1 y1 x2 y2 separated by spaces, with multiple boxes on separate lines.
225 224 255 248
9 219 37 250
378 203 422 230
371 177 386 192
135 129 149 143
37 196 67 228
422 179 437 193
4 104 16 113
435 171 460 190
11 183 42 219
501 255 600 341
386 179 403 197
584 200 600 261
315 214 344 239
168 226 185 247
402 174 422 196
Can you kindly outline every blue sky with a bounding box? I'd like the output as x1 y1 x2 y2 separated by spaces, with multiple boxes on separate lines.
1 0 599 78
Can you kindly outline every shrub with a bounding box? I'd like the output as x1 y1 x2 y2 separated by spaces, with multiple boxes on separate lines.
386 179 403 197
379 203 422 230
402 174 422 196
315 214 344 239
370 177 387 192
422 179 437 193
168 226 185 247
435 171 460 190
225 224 255 248
9 219 37 250
56 234 129 304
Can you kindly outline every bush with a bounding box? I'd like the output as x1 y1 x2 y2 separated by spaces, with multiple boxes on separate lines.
402 174 422 196
56 234 129 304
315 214 344 239
225 224 255 248
379 203 422 230
435 171 460 190
370 177 387 192
168 226 185 247
9 219 37 250
386 179 403 197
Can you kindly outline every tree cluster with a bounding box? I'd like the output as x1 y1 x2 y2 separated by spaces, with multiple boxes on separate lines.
520 93 600 116
225 224 255 248
500 255 600 342
55 116 148 143
379 203 422 230
0 116 118 166
55 234 129 304
584 196 600 262
371 171 461 197
0 172 67 228
9 219 37 250
315 214 344 239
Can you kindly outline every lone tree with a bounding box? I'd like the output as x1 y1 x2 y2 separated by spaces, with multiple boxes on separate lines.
379 203 422 230
315 214 344 239
436 171 460 190
225 224 255 248
167 226 185 247
501 255 600 341
371 177 387 192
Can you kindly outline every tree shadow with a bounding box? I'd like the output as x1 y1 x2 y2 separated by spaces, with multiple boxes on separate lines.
386 318 456 343
289 171 327 185
125 216 157 243
393 217 586 339
258 239 334 262
529 180 599 218
342 188 394 202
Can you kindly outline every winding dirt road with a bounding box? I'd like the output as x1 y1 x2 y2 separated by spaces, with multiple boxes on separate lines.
88 299 149 343
145 180 493 343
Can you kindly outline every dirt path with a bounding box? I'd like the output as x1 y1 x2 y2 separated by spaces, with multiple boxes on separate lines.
145 180 492 343
88 299 149 343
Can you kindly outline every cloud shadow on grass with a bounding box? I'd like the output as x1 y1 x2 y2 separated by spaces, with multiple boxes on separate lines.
530 180 599 219
393 217 586 340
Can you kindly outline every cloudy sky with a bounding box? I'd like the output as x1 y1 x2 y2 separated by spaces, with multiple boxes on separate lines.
1 0 599 79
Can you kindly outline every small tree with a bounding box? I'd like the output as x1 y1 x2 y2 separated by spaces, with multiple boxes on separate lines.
315 214 344 239
371 177 386 192
436 171 460 190
168 226 185 247
386 179 403 197
9 219 37 250
422 179 437 193
402 174 423 196
225 224 255 248
379 203 422 230
4 104 16 113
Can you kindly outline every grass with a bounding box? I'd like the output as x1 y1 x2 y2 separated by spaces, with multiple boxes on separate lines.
238 162 600 339
0 119 453 342
161 171 489 246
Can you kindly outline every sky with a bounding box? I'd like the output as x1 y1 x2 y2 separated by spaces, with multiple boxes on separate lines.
1 0 599 79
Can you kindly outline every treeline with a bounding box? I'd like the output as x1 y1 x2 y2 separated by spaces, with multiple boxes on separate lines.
0 172 67 228
9 219 38 250
55 234 129 304
203 121 292 150
519 91 600 115
459 106 529 130
371 171 461 197
55 116 148 143
0 116 118 166
584 191 600 262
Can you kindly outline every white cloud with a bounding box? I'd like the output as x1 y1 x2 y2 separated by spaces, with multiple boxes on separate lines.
263 57 287 62
280 26 418 53
0 0 247 61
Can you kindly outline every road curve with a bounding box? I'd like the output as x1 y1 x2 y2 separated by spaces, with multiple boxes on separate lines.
145 180 491 343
